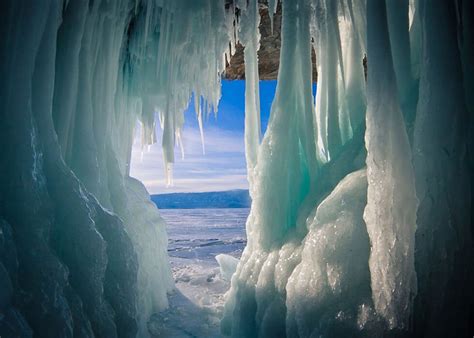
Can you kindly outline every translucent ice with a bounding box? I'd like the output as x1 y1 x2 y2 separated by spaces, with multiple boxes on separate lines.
364 0 418 328
216 254 240 281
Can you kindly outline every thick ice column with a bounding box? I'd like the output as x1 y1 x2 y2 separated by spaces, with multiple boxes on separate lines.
222 0 318 335
385 0 417 123
412 0 473 335
251 0 317 248
342 0 367 135
238 0 261 184
364 0 418 329
51 0 88 159
314 0 342 162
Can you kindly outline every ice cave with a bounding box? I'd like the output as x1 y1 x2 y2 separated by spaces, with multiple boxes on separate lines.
0 0 473 337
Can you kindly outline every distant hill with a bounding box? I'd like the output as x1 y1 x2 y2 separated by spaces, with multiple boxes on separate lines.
151 189 251 209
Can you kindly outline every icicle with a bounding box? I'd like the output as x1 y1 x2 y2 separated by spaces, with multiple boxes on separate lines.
238 0 262 182
386 0 415 121
192 93 206 155
268 0 278 35
198 115 206 155
165 162 173 187
175 128 184 160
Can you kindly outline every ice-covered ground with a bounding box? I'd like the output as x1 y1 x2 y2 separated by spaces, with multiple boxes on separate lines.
149 208 248 337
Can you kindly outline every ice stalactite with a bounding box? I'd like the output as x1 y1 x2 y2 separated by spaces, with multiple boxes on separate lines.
313 0 367 162
385 0 417 124
364 0 417 329
338 0 367 137
148 0 233 184
267 0 279 35
314 0 342 162
412 0 473 335
237 0 262 186
194 94 206 155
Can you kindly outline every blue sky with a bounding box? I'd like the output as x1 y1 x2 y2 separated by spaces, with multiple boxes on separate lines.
130 80 276 194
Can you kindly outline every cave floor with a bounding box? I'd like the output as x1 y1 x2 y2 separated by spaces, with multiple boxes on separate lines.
149 258 227 337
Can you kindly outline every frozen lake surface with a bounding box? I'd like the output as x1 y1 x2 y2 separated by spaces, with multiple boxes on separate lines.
151 208 248 337
165 208 248 260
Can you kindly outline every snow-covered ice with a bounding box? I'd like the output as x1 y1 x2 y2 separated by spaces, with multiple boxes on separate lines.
151 208 247 337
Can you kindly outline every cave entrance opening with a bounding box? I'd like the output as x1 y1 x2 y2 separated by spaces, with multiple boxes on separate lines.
127 79 278 335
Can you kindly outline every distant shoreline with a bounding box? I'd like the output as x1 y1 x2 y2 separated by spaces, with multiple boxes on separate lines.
151 189 251 209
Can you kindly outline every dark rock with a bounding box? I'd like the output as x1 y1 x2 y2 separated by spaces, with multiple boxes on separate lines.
224 2 318 81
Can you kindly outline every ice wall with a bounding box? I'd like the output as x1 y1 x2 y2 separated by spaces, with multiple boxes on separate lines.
412 0 473 335
223 0 473 337
0 0 234 337
1 2 124 336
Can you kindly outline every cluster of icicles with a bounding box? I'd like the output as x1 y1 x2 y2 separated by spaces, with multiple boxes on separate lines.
129 0 246 186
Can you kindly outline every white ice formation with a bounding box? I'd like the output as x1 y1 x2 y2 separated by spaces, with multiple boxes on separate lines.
216 254 240 281
0 0 473 337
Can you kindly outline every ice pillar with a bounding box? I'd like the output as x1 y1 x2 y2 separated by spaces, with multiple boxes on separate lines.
239 0 262 185
222 0 318 335
364 0 418 329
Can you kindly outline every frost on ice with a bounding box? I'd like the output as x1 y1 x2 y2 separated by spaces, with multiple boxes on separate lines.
0 0 473 337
